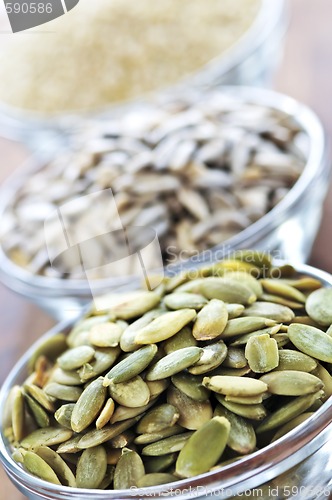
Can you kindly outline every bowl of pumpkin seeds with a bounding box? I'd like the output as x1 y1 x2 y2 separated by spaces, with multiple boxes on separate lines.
0 87 330 320
1 252 332 499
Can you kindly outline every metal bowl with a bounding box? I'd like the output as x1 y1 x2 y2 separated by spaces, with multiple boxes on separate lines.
0 261 332 500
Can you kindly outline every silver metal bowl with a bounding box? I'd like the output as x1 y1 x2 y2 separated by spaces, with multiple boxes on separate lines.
0 261 332 500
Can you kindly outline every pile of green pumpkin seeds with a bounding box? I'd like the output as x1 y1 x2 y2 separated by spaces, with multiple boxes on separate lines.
4 251 332 490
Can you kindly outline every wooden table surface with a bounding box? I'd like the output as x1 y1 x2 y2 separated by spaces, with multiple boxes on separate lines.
0 0 332 498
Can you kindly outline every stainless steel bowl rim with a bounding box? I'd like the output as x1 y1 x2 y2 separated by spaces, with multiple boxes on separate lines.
0 260 332 499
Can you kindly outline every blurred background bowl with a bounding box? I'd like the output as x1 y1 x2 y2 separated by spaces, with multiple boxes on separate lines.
0 261 332 500
0 0 287 147
0 86 329 320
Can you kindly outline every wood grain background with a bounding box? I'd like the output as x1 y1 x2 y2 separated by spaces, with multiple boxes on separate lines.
0 0 331 497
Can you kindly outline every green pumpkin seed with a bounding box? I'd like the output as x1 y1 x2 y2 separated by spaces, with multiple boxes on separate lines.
28 334 67 373
99 465 115 490
35 446 76 487
89 322 123 347
44 383 83 402
56 435 83 454
260 293 304 309
144 453 177 473
288 323 332 363
242 302 295 323
76 445 107 489
21 427 73 449
146 379 170 398
256 390 324 433
54 404 75 429
312 363 332 401
24 384 55 412
51 367 83 386
192 299 228 341
109 431 135 449
12 386 25 441
104 344 157 384
260 279 306 303
58 346 95 371
232 250 272 269
163 326 197 354
209 259 261 277
230 325 282 346
171 373 210 401
245 334 279 373
215 394 267 420
222 347 247 369
306 288 332 326
188 341 228 375
271 412 314 442
23 451 61 484
25 393 50 428
137 473 177 487
94 291 160 319
214 405 256 454
78 347 121 382
199 277 256 305
203 376 267 397
120 309 164 352
221 317 277 338
71 378 107 433
224 394 264 405
226 304 245 319
272 333 289 348
281 277 322 291
142 432 193 456
146 347 203 381
259 371 323 396
109 376 150 407
77 418 139 449
135 309 196 345
106 448 122 465
167 385 213 430
136 404 179 434
273 349 317 372
223 271 263 298
114 449 145 489
134 425 183 445
164 292 208 310
176 416 230 478
110 400 156 424
208 366 251 377
96 398 115 429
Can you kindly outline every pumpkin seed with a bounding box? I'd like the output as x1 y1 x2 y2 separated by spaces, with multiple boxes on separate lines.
273 349 317 372
222 347 247 369
134 309 196 345
104 344 157 384
164 292 208 310
12 386 25 442
146 346 203 381
224 394 264 405
243 302 295 323
312 363 332 401
214 405 256 454
245 334 279 373
77 418 139 449
44 383 83 402
144 453 177 473
110 401 156 424
259 371 323 396
167 385 213 430
24 383 55 412
226 303 245 319
21 427 73 449
96 398 115 429
192 299 228 340
134 425 183 445
260 293 304 309
56 435 83 454
136 404 179 434
35 446 76 487
23 451 61 484
137 473 177 487
260 279 306 303
163 326 197 354
171 372 210 401
199 277 256 305
188 340 228 375
256 390 324 433
305 288 332 326
221 317 277 338
89 322 123 347
71 378 107 433
271 413 314 442
108 376 150 408
114 449 145 489
25 393 50 428
230 325 282 346
58 346 95 371
54 404 75 429
288 323 332 363
223 271 263 297
94 291 160 319
146 379 170 398
78 347 121 382
51 367 83 386
175 417 230 477
76 445 107 489
142 432 193 456
203 376 267 397
120 309 164 352
28 334 67 373
215 394 267 420
109 431 135 449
